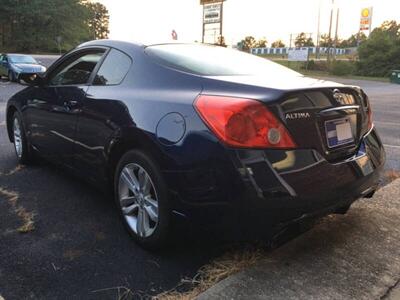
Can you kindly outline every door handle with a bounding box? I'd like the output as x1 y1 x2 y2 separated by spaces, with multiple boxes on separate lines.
64 100 79 107
63 100 80 111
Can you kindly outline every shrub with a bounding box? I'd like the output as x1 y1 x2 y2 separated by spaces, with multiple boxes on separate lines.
329 60 356 76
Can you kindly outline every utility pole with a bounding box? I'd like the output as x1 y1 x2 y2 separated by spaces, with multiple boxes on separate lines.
316 0 321 59
327 0 334 62
333 7 340 59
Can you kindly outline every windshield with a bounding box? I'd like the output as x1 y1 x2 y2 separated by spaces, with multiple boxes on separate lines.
145 44 300 77
9 55 37 64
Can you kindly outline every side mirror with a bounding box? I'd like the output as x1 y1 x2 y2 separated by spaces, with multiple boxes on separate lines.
19 73 45 86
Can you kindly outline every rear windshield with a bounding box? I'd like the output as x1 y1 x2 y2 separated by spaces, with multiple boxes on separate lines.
145 44 300 76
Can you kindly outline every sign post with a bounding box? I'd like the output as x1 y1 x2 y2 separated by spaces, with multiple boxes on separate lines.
200 0 225 44
360 7 373 35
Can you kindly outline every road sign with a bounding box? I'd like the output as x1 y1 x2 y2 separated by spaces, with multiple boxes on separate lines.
288 49 309 62
203 3 222 24
360 7 373 32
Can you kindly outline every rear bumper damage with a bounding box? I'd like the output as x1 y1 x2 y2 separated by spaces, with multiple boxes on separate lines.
170 128 385 229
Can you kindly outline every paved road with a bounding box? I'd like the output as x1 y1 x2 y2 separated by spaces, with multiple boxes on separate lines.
0 64 399 299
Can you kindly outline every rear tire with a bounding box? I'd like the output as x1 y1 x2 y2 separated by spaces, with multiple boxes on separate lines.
12 111 34 165
114 150 171 250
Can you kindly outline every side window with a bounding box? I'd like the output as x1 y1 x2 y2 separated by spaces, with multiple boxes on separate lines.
93 49 132 86
49 51 104 86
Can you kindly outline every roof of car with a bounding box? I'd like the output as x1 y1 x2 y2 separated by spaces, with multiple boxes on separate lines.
78 39 202 51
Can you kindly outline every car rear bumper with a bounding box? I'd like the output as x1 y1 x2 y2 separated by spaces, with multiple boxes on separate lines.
166 127 385 228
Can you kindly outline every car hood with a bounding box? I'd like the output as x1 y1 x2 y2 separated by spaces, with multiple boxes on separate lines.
205 74 345 91
13 63 45 72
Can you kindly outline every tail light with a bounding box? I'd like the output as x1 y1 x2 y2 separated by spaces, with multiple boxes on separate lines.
194 95 296 149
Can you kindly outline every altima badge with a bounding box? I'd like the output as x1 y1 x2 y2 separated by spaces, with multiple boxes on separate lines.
285 112 311 120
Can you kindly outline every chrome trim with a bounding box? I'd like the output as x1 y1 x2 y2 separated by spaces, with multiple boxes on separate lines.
320 105 360 114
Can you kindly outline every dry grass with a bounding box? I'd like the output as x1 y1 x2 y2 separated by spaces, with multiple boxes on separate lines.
155 246 264 300
384 169 400 182
91 286 138 300
0 187 35 233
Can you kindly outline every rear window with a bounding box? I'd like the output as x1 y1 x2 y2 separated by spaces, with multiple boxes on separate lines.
145 44 300 76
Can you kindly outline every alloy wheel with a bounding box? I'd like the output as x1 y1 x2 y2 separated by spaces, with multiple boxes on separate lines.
13 117 23 158
118 163 159 238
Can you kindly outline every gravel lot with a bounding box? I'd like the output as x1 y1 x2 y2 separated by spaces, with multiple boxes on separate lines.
0 57 399 299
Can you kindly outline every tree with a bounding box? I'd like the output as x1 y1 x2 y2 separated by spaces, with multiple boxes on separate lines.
215 35 226 47
0 0 109 53
271 40 285 48
357 20 400 76
339 32 366 48
254 38 267 48
295 32 314 47
239 36 257 52
85 2 110 40
319 34 333 47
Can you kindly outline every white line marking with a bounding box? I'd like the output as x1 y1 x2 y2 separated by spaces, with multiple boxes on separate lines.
384 144 400 149
0 121 6 126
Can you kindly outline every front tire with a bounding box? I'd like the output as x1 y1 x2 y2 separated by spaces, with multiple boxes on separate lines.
8 70 16 82
114 150 171 249
12 111 34 165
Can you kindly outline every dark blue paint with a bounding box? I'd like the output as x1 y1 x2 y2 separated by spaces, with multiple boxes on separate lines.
6 40 385 228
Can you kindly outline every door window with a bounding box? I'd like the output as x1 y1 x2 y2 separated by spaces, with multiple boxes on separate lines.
48 51 105 86
93 49 132 86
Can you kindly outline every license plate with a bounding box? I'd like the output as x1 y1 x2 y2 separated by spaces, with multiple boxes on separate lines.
325 118 354 148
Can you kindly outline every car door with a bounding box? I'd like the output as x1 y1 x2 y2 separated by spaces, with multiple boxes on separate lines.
74 48 133 182
26 48 106 167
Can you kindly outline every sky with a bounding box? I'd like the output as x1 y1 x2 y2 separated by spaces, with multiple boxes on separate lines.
97 0 400 46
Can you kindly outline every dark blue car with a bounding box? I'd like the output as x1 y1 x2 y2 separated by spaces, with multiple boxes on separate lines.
0 53 46 82
6 40 385 249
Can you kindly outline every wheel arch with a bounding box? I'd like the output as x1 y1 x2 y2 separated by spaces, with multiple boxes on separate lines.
106 128 169 187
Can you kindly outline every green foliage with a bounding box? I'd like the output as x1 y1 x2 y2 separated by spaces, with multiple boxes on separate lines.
295 32 314 47
254 38 267 48
238 36 268 52
319 34 332 47
85 2 110 40
339 32 366 48
0 0 109 53
238 36 256 52
271 40 285 48
306 60 330 72
357 20 400 77
330 60 356 76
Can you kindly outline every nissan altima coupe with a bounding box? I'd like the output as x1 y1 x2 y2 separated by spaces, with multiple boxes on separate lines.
6 40 385 249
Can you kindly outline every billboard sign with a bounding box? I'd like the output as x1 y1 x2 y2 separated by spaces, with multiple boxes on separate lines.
288 49 309 62
203 3 222 24
360 7 373 32
200 0 224 5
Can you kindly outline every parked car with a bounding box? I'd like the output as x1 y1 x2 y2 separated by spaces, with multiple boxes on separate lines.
6 40 385 249
0 53 46 82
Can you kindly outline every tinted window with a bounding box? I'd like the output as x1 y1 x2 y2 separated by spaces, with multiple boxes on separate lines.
49 51 104 86
145 44 300 76
93 49 132 85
